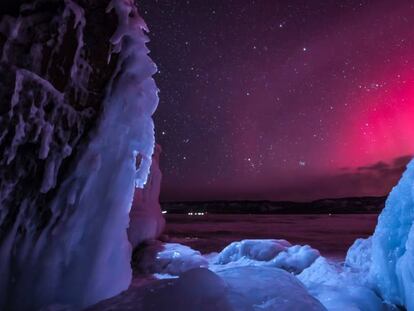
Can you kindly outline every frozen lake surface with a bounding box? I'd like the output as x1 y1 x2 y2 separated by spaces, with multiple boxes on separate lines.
165 214 378 260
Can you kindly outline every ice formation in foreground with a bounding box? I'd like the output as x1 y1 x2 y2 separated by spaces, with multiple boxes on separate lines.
77 152 414 311
87 267 327 311
128 144 165 249
213 239 320 274
0 0 158 310
368 159 414 310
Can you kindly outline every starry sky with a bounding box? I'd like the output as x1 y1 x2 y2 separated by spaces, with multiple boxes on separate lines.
139 0 414 202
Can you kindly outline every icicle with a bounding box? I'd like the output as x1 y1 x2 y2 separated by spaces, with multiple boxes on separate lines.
65 0 93 105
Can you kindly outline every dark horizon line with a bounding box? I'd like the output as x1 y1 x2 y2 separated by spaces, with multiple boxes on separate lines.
160 195 387 205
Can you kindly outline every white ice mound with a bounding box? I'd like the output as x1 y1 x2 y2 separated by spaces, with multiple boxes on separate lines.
217 266 327 311
214 239 319 274
135 242 209 276
270 244 321 273
369 159 414 310
215 239 292 264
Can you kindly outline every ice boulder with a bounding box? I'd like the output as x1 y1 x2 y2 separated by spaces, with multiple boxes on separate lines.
133 241 209 276
369 159 414 310
215 239 291 264
269 244 320 273
217 266 327 311
214 239 319 274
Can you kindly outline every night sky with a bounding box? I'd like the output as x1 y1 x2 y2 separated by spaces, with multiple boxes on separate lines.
139 0 414 202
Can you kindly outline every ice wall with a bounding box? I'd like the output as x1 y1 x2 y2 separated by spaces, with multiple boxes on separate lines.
369 159 414 310
0 0 158 310
128 144 165 249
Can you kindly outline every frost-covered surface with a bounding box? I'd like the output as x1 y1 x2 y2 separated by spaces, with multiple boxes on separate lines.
368 159 414 310
128 144 165 249
0 0 158 310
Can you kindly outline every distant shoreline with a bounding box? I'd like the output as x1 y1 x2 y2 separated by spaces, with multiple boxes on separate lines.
161 196 386 215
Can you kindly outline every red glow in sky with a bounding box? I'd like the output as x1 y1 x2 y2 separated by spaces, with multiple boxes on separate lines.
142 0 414 201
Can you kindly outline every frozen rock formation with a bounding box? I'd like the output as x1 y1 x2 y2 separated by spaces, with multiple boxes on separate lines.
128 144 165 249
0 0 158 310
369 159 414 310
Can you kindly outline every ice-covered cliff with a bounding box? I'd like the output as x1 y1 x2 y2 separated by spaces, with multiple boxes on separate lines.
128 144 165 249
0 0 158 310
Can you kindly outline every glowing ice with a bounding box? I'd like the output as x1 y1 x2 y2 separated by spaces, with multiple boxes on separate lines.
128 144 165 249
369 159 414 310
0 0 158 309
